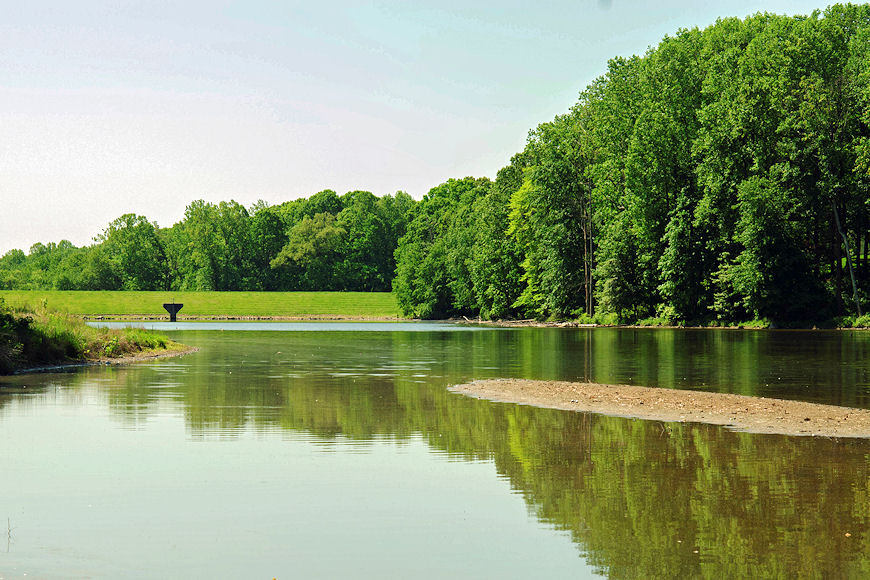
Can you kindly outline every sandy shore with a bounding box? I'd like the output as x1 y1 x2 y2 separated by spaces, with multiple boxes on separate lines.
449 379 870 438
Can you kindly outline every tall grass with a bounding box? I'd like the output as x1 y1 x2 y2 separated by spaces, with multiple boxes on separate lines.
0 298 179 374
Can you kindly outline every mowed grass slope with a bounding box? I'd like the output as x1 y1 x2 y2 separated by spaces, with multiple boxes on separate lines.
0 291 402 319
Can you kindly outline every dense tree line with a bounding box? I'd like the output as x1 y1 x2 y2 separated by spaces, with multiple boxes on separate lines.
395 5 870 325
0 190 415 292
5 6 870 325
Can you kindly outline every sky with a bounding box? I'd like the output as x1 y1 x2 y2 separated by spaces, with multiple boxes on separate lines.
0 0 837 253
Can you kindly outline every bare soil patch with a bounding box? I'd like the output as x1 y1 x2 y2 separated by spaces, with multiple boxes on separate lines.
13 345 199 375
449 379 870 438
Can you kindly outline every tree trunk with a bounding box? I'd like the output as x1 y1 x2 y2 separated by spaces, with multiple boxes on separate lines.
582 211 591 317
865 225 870 278
588 213 595 317
834 220 842 313
833 200 861 317
855 211 864 278
863 210 870 278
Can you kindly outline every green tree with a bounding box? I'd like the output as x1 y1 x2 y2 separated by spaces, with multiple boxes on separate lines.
657 197 706 322
166 200 255 291
510 108 596 319
302 189 342 218
77 245 120 290
271 213 347 290
99 214 166 290
248 201 288 290
393 177 490 318
469 160 525 319
336 191 392 291
725 177 826 321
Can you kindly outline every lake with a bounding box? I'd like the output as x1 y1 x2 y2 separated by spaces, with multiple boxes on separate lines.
2 324 870 578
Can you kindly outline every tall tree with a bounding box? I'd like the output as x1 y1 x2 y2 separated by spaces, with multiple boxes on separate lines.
248 201 289 290
469 159 526 319
99 214 167 290
336 191 392 291
271 213 347 290
393 178 490 318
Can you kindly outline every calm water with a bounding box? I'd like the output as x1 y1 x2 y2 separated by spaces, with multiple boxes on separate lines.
2 325 870 578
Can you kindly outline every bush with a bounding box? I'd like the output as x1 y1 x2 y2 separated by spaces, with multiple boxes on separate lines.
0 301 177 373
594 312 619 326
637 317 671 327
0 298 30 373
572 311 595 325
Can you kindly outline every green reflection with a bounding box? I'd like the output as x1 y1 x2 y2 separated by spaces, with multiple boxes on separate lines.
8 327 870 577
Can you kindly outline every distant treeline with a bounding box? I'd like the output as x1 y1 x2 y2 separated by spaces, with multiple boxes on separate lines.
0 190 415 292
394 5 870 325
4 5 870 325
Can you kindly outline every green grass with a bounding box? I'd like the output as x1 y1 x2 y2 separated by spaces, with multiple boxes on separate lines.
0 299 184 374
0 290 402 319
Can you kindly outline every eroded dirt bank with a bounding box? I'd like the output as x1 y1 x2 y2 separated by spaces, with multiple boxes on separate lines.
11 345 199 375
449 379 870 438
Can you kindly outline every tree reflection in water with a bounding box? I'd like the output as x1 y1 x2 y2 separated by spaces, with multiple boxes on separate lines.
8 326 870 578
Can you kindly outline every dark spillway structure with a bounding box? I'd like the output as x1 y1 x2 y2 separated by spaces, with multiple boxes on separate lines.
163 303 183 322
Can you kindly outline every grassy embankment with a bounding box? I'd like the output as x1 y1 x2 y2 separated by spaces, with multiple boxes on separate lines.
0 291 401 319
0 299 187 374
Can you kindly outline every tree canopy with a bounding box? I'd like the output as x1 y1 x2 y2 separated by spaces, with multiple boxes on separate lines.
1 191 415 294
391 5 870 326
3 5 869 326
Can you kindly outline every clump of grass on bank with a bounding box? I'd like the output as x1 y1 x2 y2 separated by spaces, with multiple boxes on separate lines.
0 298 180 374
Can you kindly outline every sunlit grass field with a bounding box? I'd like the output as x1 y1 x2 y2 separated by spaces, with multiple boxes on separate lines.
0 291 402 319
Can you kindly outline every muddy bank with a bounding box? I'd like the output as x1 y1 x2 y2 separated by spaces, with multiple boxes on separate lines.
11 345 199 375
449 379 870 438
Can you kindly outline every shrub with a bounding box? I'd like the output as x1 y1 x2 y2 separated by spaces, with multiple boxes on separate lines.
0 301 177 373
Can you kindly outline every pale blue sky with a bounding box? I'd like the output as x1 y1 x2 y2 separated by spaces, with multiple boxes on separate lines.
0 0 836 253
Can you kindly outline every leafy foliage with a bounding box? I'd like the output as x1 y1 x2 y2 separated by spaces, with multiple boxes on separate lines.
3 5 869 325
393 177 491 318
394 5 870 323
1 192 415 294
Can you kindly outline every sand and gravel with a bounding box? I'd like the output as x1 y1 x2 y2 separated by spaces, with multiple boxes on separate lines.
449 378 870 438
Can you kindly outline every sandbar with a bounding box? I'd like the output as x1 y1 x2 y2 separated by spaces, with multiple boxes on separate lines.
449 379 870 438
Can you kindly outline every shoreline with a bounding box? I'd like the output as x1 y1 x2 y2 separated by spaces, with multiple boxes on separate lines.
47 314 868 330
10 345 200 375
453 318 867 331
449 379 870 438
82 315 405 322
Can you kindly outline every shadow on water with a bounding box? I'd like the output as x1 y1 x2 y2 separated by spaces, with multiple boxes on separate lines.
4 326 870 577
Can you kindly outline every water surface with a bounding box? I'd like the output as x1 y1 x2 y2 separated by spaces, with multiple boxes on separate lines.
89 320 480 332
2 326 869 578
